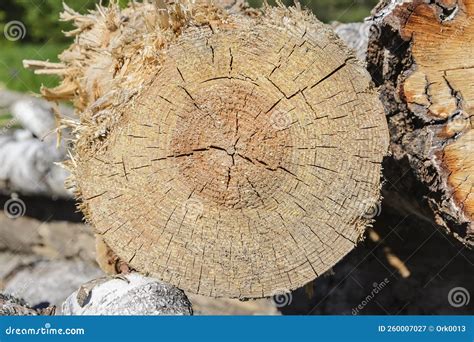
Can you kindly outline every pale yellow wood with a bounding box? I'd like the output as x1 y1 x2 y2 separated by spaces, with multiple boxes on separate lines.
32 2 388 298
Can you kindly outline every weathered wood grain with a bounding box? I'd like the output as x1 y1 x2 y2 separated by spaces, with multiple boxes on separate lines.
26 1 389 298
367 0 473 247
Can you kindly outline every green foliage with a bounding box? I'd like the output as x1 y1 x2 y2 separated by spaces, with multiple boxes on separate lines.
249 0 377 22
0 0 129 44
0 42 67 93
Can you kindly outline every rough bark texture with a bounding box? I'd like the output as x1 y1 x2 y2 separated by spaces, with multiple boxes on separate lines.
0 293 55 316
367 0 474 247
62 273 192 315
28 1 389 298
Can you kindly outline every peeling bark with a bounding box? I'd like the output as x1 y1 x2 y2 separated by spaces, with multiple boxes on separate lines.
367 0 474 247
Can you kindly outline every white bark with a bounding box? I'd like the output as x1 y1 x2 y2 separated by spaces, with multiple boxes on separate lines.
333 21 371 62
62 273 193 316
3 259 103 309
0 91 73 198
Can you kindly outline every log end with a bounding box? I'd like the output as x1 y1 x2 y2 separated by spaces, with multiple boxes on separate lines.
34 2 389 298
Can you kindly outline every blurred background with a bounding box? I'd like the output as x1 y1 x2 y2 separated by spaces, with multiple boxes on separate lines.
0 0 472 316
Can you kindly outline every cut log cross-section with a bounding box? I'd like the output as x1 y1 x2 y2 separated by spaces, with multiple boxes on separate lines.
368 0 473 246
28 2 388 298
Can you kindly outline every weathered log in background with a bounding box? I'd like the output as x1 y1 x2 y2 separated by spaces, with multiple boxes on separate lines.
0 89 72 198
1 199 472 315
0 212 278 315
366 0 474 247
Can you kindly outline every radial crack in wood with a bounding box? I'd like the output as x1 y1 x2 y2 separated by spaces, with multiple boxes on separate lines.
28 1 389 298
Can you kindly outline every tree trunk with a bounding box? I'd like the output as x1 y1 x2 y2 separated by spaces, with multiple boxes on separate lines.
367 0 473 247
26 1 389 298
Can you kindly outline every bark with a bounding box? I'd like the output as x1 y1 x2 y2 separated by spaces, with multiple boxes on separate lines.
0 293 55 316
332 21 372 62
0 91 72 198
62 273 192 315
26 1 389 299
3 259 103 309
367 0 474 247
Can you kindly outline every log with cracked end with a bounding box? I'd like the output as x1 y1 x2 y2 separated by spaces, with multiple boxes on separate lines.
62 273 193 315
27 1 389 298
367 0 474 247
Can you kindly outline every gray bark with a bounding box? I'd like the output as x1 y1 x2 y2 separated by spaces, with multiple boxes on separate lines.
0 293 46 316
62 273 193 315
3 259 103 309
